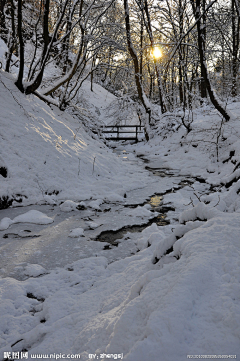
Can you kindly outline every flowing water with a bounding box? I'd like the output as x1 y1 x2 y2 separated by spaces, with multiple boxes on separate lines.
0 147 194 279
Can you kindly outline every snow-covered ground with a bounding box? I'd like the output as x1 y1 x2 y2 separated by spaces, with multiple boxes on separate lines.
1 50 240 360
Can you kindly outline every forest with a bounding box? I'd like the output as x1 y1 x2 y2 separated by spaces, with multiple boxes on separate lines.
1 0 238 130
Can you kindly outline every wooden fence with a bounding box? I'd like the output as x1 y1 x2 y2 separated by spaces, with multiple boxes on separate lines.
102 125 143 141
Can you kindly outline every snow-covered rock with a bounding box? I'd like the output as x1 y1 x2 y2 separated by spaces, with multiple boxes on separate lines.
127 205 154 218
0 210 53 231
0 217 13 231
13 210 53 225
85 221 100 230
88 199 103 210
60 200 79 212
69 228 84 238
24 264 47 277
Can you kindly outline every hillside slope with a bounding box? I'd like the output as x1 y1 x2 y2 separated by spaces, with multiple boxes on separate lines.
0 71 149 208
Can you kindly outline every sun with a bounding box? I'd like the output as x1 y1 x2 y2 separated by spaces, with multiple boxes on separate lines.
152 47 162 59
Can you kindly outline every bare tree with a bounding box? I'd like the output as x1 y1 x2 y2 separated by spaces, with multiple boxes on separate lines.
0 0 7 43
190 0 230 121
138 0 167 113
123 0 151 139
15 0 24 92
5 0 16 72
231 0 240 97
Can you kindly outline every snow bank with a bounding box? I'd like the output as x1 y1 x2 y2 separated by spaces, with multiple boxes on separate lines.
0 71 153 208
1 212 239 360
136 223 164 250
179 203 221 223
102 213 240 360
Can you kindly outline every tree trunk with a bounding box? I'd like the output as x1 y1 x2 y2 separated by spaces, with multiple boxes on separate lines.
124 0 151 138
140 13 144 79
232 0 239 97
142 0 167 113
0 0 7 42
42 0 88 96
25 0 50 94
91 58 95 92
178 0 184 106
15 0 24 93
191 0 230 121
178 57 184 105
200 0 207 100
62 3 73 76
5 0 16 72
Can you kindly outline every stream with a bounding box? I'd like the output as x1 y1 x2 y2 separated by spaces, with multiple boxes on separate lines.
0 147 206 281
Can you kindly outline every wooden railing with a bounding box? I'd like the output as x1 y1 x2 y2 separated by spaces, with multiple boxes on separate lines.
102 125 143 141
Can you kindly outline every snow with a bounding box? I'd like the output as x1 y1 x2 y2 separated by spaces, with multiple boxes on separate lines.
13 210 54 225
88 199 103 210
0 68 164 209
136 223 165 251
179 202 221 223
0 217 13 231
1 212 240 359
85 221 100 229
76 80 117 125
0 210 53 231
60 200 80 212
69 227 84 238
1 39 240 360
24 264 47 277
